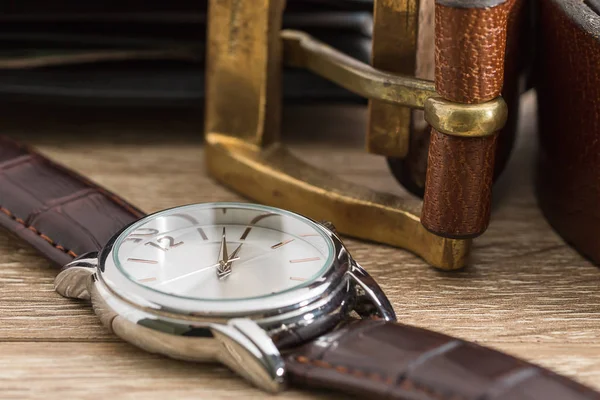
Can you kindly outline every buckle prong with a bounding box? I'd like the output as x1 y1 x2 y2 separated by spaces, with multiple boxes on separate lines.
282 30 436 110
282 30 507 139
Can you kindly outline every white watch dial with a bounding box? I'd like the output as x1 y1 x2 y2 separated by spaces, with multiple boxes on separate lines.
113 203 333 301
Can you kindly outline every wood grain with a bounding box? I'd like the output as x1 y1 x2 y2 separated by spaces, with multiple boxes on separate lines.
0 93 599 398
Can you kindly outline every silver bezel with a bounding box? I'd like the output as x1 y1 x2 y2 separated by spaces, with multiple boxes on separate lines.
97 202 352 324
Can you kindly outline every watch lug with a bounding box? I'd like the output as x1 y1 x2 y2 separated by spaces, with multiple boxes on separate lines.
348 262 397 322
319 220 338 235
54 252 98 300
211 319 285 393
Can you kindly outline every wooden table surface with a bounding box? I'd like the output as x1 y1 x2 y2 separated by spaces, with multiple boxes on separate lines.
0 93 599 399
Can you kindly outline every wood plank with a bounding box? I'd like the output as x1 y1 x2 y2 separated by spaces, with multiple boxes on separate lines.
0 342 339 399
0 342 596 397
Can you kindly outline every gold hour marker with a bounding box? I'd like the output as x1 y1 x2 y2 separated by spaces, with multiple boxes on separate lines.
271 239 294 249
197 228 208 241
240 213 279 240
240 227 252 240
289 257 321 263
289 276 307 282
300 233 320 237
138 277 157 283
127 258 158 264
171 213 199 225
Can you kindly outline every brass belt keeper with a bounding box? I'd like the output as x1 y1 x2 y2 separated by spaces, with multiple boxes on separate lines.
205 0 508 270
424 97 508 138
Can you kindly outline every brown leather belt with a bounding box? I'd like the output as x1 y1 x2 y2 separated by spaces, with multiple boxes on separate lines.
388 0 527 239
536 0 600 265
387 0 600 265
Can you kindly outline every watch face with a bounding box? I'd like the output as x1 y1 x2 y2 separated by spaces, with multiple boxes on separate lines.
110 203 334 301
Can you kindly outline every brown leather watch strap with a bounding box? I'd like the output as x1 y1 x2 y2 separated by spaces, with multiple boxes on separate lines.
420 0 516 239
0 136 144 266
286 319 600 400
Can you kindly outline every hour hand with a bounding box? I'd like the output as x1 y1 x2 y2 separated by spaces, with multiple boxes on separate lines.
229 243 243 263
217 243 243 279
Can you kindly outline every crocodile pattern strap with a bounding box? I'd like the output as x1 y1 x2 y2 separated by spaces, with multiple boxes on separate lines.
286 319 600 400
420 0 517 239
0 136 144 266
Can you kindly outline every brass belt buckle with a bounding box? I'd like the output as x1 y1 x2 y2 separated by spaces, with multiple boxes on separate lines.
204 0 507 270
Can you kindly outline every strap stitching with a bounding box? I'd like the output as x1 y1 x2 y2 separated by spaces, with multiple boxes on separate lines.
293 356 466 400
0 205 78 258
0 137 143 260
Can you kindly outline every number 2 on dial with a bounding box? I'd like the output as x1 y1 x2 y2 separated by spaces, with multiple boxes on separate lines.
145 236 183 252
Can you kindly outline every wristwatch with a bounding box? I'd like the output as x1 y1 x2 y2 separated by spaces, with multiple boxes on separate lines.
0 136 598 400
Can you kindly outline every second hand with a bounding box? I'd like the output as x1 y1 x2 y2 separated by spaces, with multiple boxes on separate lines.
156 257 240 287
